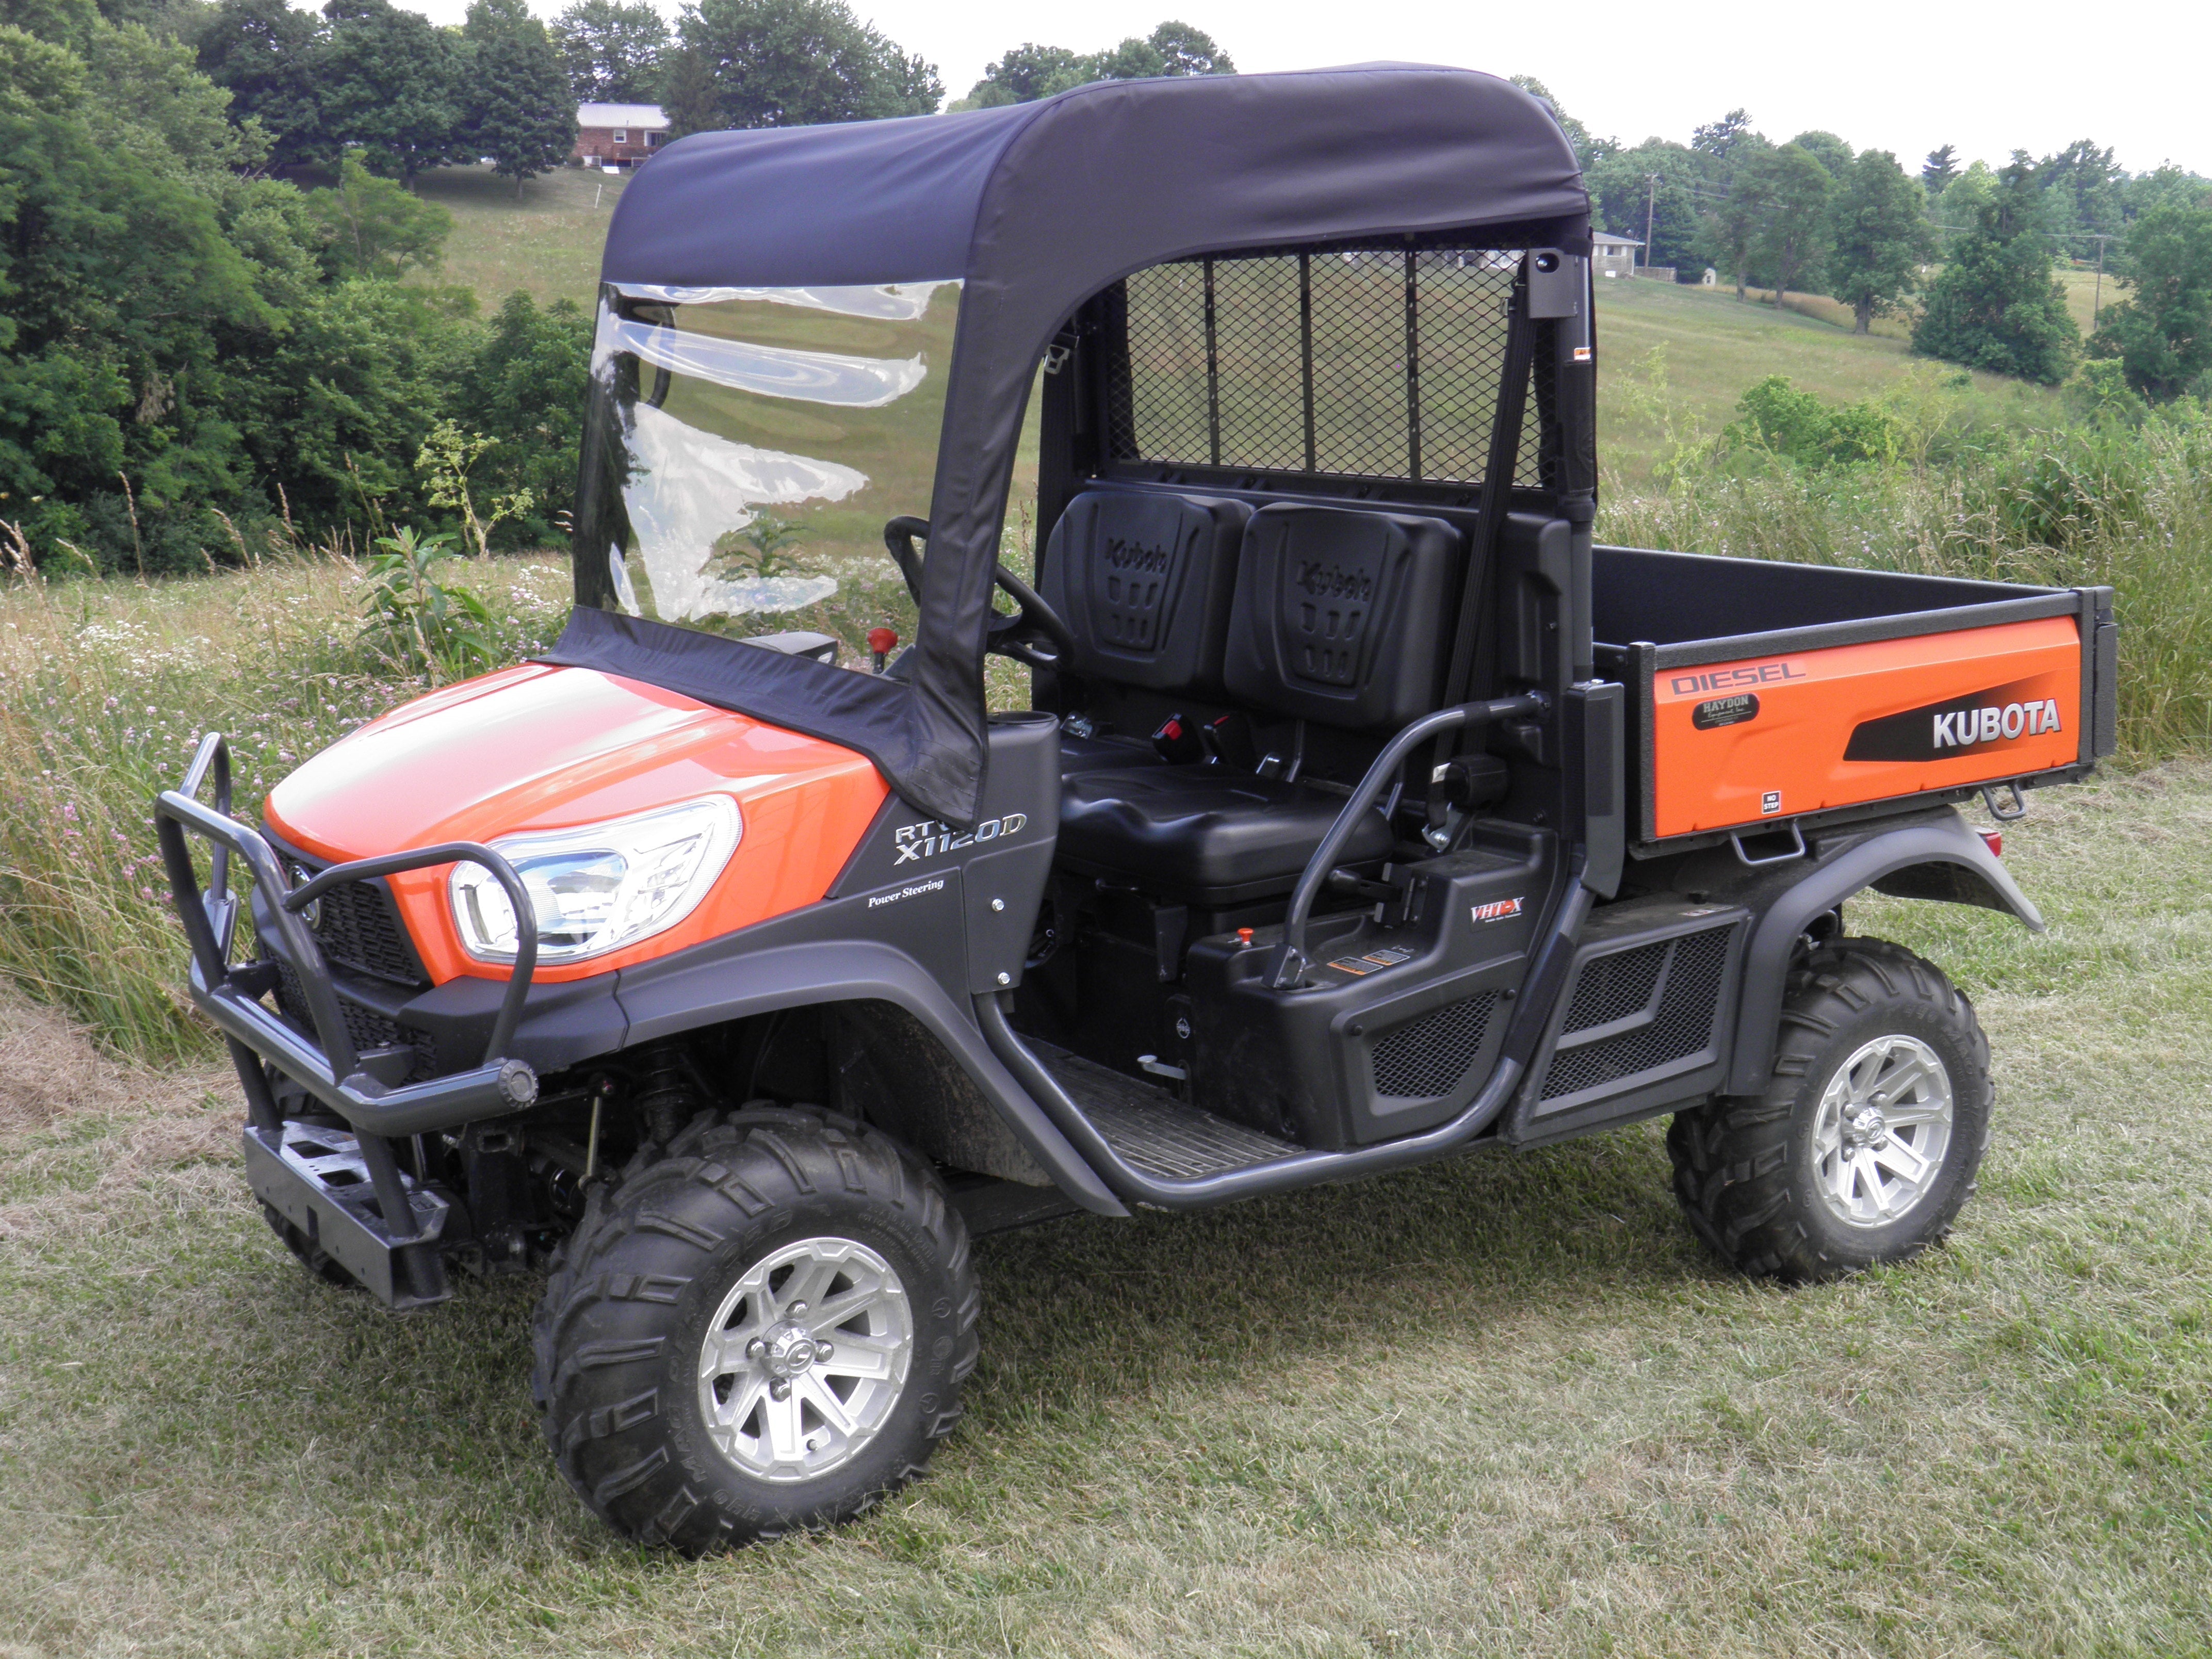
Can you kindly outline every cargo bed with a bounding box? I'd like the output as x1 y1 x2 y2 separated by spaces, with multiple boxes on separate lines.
1592 546 2118 848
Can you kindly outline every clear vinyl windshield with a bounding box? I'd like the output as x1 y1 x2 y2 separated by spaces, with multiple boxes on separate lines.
573 282 961 631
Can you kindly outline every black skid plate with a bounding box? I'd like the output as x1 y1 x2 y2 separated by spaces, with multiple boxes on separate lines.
242 1123 452 1309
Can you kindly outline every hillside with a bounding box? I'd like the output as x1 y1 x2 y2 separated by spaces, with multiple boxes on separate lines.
413 167 2073 486
415 163 628 309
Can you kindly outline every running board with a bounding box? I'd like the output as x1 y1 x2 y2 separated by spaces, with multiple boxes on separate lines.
242 1123 452 1308
1032 1044 1299 1180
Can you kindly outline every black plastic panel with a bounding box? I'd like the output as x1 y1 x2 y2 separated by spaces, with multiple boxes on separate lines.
1223 503 1457 730
1038 489 1249 696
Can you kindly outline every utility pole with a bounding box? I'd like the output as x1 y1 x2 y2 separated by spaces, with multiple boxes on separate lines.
1644 173 1660 277
2092 234 2108 328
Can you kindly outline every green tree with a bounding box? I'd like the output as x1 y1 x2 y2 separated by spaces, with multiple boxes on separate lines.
1828 149 1935 334
1509 74 1602 168
2033 138 2123 240
550 0 664 102
448 290 590 544
305 151 450 277
2088 204 2212 401
961 41 1076 107
963 21 1232 107
1921 144 1959 193
0 16 279 571
458 0 574 198
1585 140 1700 270
2121 166 2212 222
1691 107 1759 175
1913 162 2079 384
665 0 939 135
1786 128 1852 183
1147 21 1232 77
1700 133 1774 298
191 0 325 169
1747 144 1834 311
317 0 461 184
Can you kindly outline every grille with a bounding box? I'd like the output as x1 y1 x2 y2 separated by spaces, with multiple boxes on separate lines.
1107 248 1544 488
1540 926 1732 1102
310 877 429 987
1370 991 1498 1100
274 960 438 1080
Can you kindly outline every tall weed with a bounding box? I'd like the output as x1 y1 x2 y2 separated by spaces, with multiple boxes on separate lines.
0 557 570 1060
1604 356 2212 759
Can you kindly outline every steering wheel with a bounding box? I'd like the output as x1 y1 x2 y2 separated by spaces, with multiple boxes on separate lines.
882 516 1075 672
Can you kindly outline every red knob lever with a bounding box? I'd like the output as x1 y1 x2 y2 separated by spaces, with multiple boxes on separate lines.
867 627 899 672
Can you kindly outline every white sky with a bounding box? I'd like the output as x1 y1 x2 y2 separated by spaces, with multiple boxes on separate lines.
399 0 2210 176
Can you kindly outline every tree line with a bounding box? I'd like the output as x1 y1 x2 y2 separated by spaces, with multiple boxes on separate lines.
541 4 1228 137
0 0 1233 578
197 0 573 192
1548 84 2212 396
1 0 587 576
4 0 2204 583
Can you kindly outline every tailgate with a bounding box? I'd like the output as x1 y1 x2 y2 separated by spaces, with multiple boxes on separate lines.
1618 591 2116 841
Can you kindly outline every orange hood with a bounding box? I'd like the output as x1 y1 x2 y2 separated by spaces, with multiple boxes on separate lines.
264 663 888 982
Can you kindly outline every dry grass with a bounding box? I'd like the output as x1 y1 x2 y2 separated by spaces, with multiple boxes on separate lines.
1 766 2207 1655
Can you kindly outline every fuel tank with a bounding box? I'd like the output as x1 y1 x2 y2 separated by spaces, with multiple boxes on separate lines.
264 663 888 982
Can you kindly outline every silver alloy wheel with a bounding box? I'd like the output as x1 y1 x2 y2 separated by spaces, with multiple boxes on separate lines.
695 1236 914 1484
1809 1034 1956 1228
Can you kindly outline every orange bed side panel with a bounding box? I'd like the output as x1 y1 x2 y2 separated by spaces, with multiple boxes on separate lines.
1650 615 2081 838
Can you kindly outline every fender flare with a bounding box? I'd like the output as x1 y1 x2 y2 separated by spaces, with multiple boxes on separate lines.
1724 810 2043 1095
615 939 1129 1217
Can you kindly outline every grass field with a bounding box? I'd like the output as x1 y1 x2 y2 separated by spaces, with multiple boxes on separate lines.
3 762 2208 1655
415 164 628 311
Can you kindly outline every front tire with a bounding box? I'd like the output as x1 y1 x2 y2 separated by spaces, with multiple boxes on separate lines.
532 1107 979 1551
1667 937 1992 1282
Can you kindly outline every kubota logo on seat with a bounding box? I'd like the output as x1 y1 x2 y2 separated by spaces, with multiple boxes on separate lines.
892 815 1027 865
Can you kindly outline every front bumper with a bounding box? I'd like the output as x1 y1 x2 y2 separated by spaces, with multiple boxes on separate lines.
155 733 542 1141
243 1119 452 1307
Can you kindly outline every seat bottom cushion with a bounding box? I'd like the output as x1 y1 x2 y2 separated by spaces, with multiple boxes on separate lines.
1058 765 1395 903
1058 729 1164 774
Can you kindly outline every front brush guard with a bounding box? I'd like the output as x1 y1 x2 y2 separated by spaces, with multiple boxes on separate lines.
154 733 542 1244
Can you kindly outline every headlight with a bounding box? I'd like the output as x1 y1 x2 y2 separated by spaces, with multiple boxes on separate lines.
448 796 741 964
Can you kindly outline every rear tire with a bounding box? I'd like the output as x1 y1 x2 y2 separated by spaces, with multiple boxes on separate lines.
1667 937 1991 1282
532 1107 979 1551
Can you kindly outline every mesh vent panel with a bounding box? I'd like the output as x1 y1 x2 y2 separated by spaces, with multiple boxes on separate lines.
1370 992 1498 1100
1109 249 1527 485
273 961 439 1080
1540 927 1732 1102
1562 941 1667 1032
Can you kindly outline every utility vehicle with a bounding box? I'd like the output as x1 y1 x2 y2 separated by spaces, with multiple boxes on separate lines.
157 67 2117 1551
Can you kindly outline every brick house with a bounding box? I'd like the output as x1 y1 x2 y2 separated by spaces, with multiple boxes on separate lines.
573 103 670 169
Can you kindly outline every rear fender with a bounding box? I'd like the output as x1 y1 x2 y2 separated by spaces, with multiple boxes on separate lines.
1725 809 2041 1095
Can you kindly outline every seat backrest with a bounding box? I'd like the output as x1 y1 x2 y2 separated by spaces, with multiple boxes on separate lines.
1037 490 1249 696
1223 503 1459 730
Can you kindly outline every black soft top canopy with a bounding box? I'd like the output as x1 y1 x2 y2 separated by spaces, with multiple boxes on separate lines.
566 64 1589 826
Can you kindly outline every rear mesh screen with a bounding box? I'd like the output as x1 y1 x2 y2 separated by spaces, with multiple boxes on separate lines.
1105 249 1543 489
